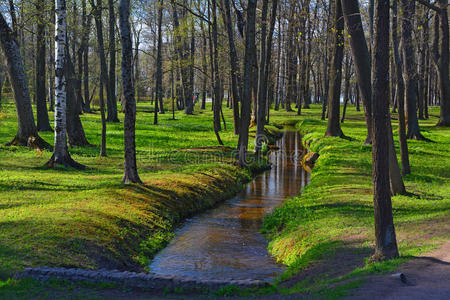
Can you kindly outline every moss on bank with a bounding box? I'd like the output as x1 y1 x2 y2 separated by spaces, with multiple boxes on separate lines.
0 101 272 281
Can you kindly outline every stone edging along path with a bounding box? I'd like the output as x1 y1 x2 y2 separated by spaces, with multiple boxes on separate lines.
15 267 270 290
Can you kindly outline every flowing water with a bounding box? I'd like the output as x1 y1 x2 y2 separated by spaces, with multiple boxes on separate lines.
149 131 309 282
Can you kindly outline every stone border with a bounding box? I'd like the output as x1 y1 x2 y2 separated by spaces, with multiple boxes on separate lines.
15 267 270 291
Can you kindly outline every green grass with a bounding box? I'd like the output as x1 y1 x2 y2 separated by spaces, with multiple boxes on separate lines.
263 105 450 297
0 100 448 299
0 99 271 282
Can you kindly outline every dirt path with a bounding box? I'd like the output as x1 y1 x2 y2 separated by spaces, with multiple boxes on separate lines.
343 240 450 299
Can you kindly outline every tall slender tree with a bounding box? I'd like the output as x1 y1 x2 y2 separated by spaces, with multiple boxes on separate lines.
35 0 52 132
0 12 51 150
119 0 142 184
46 0 84 168
400 0 425 139
371 0 399 260
238 0 257 166
325 0 344 137
341 0 373 144
154 0 164 125
392 0 410 175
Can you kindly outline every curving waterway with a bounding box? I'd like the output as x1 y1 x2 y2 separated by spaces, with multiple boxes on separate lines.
148 131 310 282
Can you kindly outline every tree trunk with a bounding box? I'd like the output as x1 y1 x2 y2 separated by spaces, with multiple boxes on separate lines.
341 0 373 144
36 0 52 132
108 0 119 122
65 47 90 147
325 0 344 138
223 0 241 135
200 20 207 110
82 0 91 112
238 0 257 166
392 0 410 175
432 1 450 127
119 0 141 184
154 0 164 125
341 54 351 123
256 0 269 156
400 0 425 140
285 1 296 112
46 0 84 169
211 0 223 145
0 12 51 150
371 0 399 261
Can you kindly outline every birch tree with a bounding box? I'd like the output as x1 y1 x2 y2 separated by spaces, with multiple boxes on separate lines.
46 0 84 169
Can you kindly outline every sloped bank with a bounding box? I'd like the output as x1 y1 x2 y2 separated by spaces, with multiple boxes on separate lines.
263 116 450 295
11 127 287 290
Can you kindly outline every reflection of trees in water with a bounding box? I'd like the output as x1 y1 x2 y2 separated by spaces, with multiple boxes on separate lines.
149 131 308 280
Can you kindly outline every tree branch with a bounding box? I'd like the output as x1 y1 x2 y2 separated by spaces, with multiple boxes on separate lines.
416 0 441 12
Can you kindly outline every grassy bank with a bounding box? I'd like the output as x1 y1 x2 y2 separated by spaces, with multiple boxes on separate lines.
263 105 450 296
0 100 270 282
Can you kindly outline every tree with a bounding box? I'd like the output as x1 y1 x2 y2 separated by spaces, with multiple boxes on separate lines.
154 0 164 125
223 0 241 135
238 0 257 166
0 12 51 150
400 0 426 139
392 0 410 175
342 0 405 193
108 0 118 122
341 0 373 144
119 0 142 184
425 0 450 127
46 0 84 169
35 0 52 132
325 0 344 138
371 0 399 261
255 0 269 156
92 0 119 123
211 0 223 145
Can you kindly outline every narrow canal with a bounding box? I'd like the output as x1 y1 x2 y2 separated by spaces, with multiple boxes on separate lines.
149 131 309 282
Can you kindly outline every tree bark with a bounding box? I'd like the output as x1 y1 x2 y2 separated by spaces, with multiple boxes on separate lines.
46 0 84 169
36 0 52 132
238 0 257 166
432 1 450 126
325 0 344 137
400 0 425 139
392 0 410 175
256 0 269 156
371 0 399 261
211 0 223 145
65 47 90 147
108 0 119 122
223 0 241 135
119 0 142 184
82 0 91 112
0 12 51 150
341 0 373 144
154 0 164 125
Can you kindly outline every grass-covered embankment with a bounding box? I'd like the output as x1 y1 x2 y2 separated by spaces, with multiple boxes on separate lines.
263 105 450 295
0 100 270 281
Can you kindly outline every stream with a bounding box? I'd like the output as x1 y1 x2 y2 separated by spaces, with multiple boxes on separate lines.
148 131 309 282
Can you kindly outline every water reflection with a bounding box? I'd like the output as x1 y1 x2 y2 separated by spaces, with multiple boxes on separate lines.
148 131 309 281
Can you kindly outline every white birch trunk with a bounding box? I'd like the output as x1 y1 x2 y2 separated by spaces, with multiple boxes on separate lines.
54 0 67 161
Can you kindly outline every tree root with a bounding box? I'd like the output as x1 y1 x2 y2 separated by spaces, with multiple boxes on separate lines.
436 120 450 127
45 152 86 170
406 132 433 142
6 135 53 151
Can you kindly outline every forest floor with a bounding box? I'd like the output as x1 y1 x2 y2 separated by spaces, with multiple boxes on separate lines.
0 102 449 299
